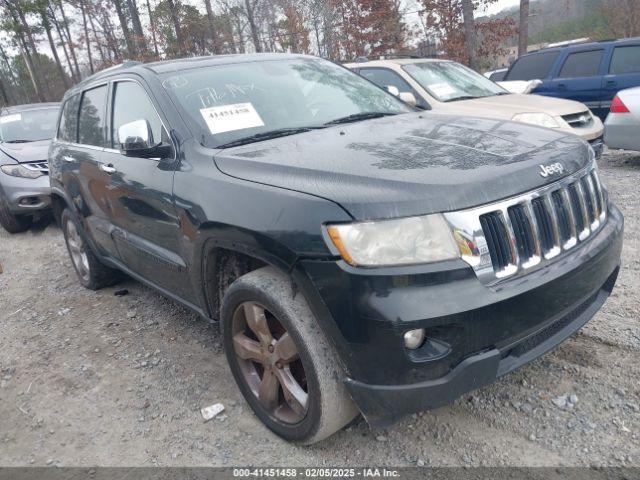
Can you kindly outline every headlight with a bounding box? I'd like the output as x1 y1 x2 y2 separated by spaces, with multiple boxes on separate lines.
512 112 560 129
0 164 43 179
326 214 459 267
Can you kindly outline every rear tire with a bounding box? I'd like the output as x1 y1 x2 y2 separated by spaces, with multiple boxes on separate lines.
61 208 122 290
221 266 359 444
0 194 32 234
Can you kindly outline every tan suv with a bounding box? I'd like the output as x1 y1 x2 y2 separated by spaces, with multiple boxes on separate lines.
345 58 604 155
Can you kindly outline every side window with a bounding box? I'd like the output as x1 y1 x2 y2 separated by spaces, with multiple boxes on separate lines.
78 85 108 147
558 50 603 78
111 81 165 149
57 94 80 143
505 51 560 81
359 68 415 94
609 45 640 74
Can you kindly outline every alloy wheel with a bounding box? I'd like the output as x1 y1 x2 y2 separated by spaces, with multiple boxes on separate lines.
65 218 90 283
231 302 309 424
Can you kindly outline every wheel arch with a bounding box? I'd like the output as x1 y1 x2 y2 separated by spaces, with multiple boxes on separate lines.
199 227 300 321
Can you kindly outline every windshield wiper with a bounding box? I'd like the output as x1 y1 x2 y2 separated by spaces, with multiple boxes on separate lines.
4 139 31 143
217 127 324 149
443 95 481 103
323 112 397 126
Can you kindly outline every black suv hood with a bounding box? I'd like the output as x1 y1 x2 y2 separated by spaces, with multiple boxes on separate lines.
214 112 591 220
0 139 51 163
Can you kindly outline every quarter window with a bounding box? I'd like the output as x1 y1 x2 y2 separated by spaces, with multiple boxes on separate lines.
558 50 603 78
78 85 108 147
111 81 165 149
505 51 560 81
609 45 640 74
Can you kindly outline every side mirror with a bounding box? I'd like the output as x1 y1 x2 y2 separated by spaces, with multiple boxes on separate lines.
118 119 171 159
399 92 418 107
118 119 153 152
386 85 400 96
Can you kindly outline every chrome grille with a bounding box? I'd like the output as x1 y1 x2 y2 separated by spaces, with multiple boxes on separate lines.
562 111 594 129
445 163 606 285
22 161 49 175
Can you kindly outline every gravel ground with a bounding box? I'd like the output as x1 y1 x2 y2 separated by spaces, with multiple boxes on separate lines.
0 149 638 467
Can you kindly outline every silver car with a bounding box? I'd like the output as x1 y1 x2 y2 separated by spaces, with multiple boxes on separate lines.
604 86 640 151
0 103 59 233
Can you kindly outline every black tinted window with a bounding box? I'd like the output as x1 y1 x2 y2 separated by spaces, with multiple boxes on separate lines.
489 70 507 81
111 81 165 148
78 85 107 147
558 50 603 78
505 52 560 80
57 95 79 143
609 45 640 74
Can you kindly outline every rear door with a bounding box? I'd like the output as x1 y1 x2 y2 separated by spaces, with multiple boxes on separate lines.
548 48 605 116
51 84 120 258
101 78 190 299
602 43 640 114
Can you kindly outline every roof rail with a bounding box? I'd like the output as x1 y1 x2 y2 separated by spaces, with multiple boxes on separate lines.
545 37 591 48
380 54 420 60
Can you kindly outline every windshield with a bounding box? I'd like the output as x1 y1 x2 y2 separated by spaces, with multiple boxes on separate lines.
403 62 507 102
0 108 59 142
161 57 412 148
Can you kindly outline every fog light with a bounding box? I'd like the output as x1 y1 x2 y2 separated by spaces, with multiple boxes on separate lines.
403 328 425 350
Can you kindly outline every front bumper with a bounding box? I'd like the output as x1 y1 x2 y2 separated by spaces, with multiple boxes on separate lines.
589 137 604 158
296 204 623 426
0 170 51 213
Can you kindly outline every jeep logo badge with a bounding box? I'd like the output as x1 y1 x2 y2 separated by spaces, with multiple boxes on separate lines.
539 162 564 178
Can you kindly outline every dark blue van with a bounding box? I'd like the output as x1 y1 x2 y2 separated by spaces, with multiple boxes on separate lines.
504 37 640 121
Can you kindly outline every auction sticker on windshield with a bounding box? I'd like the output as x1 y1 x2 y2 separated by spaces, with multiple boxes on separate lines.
0 113 22 124
200 103 264 134
428 83 456 98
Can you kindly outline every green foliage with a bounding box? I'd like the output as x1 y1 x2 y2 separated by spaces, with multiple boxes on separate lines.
531 12 614 44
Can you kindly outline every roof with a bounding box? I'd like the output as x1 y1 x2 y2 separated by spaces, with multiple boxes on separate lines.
0 102 59 114
69 53 313 94
344 58 446 68
526 36 640 55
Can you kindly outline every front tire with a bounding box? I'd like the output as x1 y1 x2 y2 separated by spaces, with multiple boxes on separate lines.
221 266 359 444
60 208 122 290
0 194 32 233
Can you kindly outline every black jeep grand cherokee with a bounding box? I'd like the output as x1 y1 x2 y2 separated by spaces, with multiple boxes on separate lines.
49 54 623 444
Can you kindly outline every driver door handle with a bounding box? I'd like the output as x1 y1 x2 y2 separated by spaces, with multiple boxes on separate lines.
99 164 117 174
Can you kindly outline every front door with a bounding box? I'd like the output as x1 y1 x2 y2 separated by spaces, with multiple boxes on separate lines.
550 49 605 117
101 79 191 300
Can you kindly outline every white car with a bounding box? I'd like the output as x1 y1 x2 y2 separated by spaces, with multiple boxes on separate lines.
604 86 640 151
346 58 604 155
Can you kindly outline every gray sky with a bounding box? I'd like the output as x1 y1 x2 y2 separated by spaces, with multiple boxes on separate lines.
479 0 522 16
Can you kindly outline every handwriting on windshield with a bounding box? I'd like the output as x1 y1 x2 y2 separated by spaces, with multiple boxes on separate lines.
185 83 265 109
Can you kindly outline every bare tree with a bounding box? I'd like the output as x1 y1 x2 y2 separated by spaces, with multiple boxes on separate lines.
518 0 529 57
127 0 148 55
145 0 160 57
244 0 262 52
204 0 220 53
57 0 81 80
461 0 478 70
113 0 137 57
166 0 186 56
79 0 95 73
35 0 69 88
